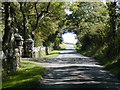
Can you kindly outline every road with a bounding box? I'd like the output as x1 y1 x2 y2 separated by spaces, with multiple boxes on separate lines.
36 44 120 89
57 44 88 58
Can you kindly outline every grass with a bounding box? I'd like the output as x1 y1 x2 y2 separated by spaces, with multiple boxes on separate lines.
2 61 45 89
41 51 60 58
105 61 120 79
59 43 67 50
75 46 120 79
40 43 67 58
37 43 67 58
2 44 66 88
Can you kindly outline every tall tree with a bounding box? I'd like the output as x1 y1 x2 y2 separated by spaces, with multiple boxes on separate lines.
2 2 19 73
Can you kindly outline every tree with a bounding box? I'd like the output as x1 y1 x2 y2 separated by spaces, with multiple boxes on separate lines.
2 2 67 72
68 1 120 64
2 2 22 73
66 2 109 54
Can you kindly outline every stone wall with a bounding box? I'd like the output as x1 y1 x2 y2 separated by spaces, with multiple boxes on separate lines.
33 46 52 58
0 6 3 88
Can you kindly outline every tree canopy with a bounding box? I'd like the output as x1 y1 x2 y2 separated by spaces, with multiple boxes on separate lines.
1 1 120 74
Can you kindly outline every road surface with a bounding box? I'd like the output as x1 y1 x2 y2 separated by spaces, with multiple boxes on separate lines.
57 44 88 58
35 44 120 89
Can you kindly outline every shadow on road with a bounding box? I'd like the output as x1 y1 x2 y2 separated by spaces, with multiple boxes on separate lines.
39 63 120 89
23 44 120 89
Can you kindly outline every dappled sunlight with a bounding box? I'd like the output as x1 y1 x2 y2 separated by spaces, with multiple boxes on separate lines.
2 1 120 89
40 62 120 88
22 44 120 89
3 62 45 88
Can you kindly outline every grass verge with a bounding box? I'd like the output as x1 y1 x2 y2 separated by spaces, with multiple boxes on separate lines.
2 61 45 88
59 43 67 50
75 47 120 79
41 43 67 58
41 51 60 58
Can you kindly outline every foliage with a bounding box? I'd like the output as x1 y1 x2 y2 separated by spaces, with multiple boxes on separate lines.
2 2 67 72
69 2 120 76
67 2 109 49
2 1 120 77
34 32 44 46
59 42 67 50
2 2 66 47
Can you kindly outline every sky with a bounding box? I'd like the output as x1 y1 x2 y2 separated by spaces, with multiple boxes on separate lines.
62 32 78 44
64 9 72 15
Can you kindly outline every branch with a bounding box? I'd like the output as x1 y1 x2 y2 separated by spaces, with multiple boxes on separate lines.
34 2 38 16
38 2 51 18
32 2 51 35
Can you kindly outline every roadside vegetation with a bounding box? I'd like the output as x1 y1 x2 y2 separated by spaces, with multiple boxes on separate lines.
41 43 67 58
41 51 60 58
1 2 67 73
2 61 45 88
75 45 120 78
70 2 120 78
1 1 120 89
58 43 67 50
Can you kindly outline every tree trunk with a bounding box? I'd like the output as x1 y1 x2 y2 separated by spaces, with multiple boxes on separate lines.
19 2 29 57
2 2 15 73
2 3 10 46
2 2 21 73
45 46 49 55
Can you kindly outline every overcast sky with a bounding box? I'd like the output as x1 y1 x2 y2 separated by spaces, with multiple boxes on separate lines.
62 32 78 44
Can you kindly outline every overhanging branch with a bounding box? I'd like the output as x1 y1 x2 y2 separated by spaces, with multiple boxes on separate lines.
32 2 51 35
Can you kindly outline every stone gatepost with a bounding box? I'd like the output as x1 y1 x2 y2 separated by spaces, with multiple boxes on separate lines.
24 37 34 58
14 31 23 68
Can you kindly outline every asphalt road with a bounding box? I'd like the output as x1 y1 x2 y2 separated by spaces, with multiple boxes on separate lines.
36 44 120 89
